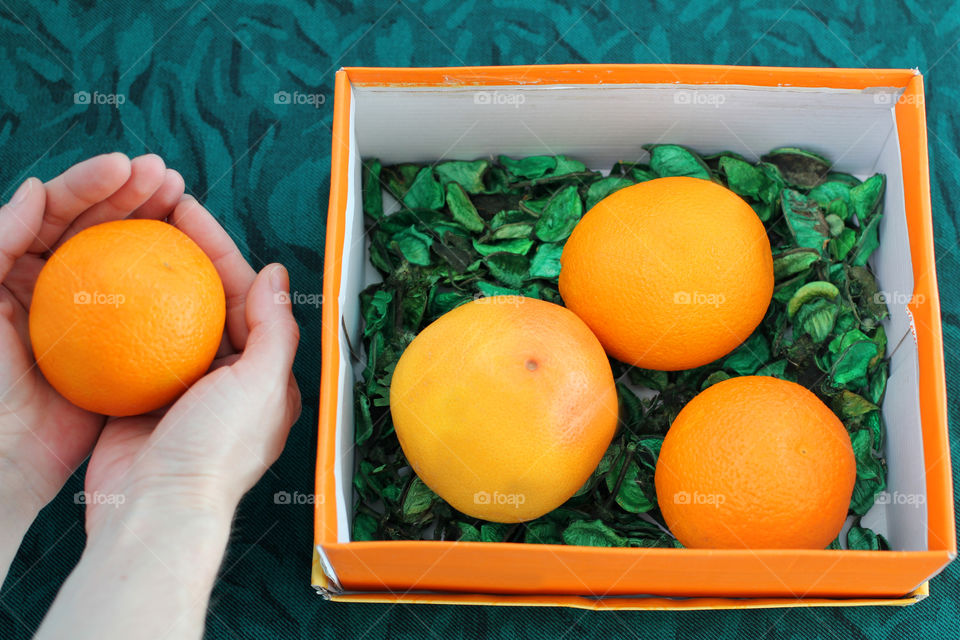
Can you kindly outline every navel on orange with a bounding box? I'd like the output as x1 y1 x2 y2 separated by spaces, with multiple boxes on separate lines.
389 296 618 523
559 176 773 371
654 376 856 549
29 219 225 417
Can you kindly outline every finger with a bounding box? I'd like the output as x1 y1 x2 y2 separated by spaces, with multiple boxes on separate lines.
233 264 300 387
53 154 167 249
0 177 46 282
209 352 241 371
31 152 131 252
170 195 256 351
0 286 30 352
284 371 303 428
2 255 44 311
129 168 185 220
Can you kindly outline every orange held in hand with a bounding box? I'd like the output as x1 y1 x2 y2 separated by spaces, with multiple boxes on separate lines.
29 219 225 417
390 296 618 523
559 176 774 371
654 376 856 549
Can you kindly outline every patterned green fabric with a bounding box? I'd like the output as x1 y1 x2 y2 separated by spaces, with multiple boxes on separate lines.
1 1 957 638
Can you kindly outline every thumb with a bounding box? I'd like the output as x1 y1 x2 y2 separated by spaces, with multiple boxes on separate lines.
234 264 300 386
0 177 46 282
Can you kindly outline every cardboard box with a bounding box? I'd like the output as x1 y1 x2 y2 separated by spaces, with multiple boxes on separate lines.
314 65 955 609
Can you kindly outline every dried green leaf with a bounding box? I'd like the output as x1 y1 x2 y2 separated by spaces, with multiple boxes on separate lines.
480 523 511 542
490 209 536 229
794 298 839 343
456 522 482 542
562 520 627 547
435 160 488 194
401 477 437 523
787 281 840 318
762 147 831 188
782 189 830 254
534 185 583 242
850 174 885 221
392 226 433 266
484 252 530 288
585 176 634 210
851 213 882 266
490 222 534 240
830 227 857 261
702 370 731 389
362 159 384 220
445 182 484 232
524 520 563 544
722 333 770 375
499 155 556 180
353 513 379 541
402 167 445 210
529 242 564 279
833 390 879 419
472 238 534 257
830 336 879 387
847 525 889 550
605 457 654 514
645 144 712 180
719 156 768 199
773 248 820 280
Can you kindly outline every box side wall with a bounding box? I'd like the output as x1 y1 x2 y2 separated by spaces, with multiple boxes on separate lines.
343 64 917 90
866 112 927 550
352 84 900 169
895 76 956 553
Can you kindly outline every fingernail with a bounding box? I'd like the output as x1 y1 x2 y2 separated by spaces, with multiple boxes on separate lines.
270 264 288 293
9 178 33 207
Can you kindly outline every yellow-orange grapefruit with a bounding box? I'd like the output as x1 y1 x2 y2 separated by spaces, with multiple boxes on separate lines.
390 296 618 523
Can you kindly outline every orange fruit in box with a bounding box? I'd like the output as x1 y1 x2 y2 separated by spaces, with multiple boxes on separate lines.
654 376 856 549
559 176 774 370
29 219 225 417
389 296 618 523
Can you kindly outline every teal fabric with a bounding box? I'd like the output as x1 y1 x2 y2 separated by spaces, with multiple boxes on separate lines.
1 1 958 637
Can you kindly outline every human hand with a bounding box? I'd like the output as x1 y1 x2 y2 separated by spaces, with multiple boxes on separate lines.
35 195 301 640
1 155 301 640
0 153 184 572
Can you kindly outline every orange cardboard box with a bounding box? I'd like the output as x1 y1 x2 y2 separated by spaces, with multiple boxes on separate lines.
314 65 956 609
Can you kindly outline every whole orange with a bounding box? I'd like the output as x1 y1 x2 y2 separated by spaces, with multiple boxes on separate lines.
654 376 856 549
29 219 225 417
390 296 618 523
559 176 773 370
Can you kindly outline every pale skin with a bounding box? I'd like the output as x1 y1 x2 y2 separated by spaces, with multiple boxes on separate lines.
0 153 302 639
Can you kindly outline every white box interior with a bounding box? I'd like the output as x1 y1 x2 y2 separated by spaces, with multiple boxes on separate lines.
329 82 927 553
